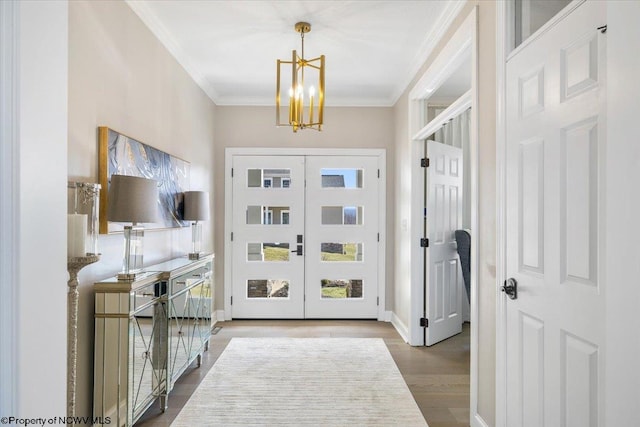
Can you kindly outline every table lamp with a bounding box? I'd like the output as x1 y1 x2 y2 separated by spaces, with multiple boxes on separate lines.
183 191 210 260
107 174 159 280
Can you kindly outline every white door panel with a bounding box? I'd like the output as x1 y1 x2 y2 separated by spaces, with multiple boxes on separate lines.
231 156 305 318
305 156 379 318
505 2 606 426
425 141 463 346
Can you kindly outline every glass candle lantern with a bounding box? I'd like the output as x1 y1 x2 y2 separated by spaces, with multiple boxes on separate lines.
67 182 101 257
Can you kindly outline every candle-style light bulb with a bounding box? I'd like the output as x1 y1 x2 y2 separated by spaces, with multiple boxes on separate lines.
296 85 303 123
288 87 294 123
309 85 315 123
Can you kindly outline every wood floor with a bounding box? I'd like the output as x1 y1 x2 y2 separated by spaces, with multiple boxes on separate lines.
137 320 470 427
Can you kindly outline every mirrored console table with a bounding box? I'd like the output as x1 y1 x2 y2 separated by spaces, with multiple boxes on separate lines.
93 254 214 426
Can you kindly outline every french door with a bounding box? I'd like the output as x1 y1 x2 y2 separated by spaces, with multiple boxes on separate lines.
231 154 380 319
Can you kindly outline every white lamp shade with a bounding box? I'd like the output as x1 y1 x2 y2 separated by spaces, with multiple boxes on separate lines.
107 175 159 223
183 191 210 221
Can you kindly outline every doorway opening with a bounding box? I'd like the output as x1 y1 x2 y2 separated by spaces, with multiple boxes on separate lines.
406 6 479 424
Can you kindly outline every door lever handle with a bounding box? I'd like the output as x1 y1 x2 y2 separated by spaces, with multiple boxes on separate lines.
291 244 303 256
501 278 518 300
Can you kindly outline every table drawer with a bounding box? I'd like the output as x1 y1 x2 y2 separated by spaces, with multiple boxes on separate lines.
170 266 208 295
133 281 166 312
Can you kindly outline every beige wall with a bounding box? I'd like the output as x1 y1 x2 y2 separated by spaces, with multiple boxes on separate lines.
68 0 216 419
214 106 395 312
393 92 412 330
476 3 497 424
393 2 496 425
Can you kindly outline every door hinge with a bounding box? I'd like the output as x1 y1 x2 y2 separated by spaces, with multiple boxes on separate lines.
420 237 429 248
377 296 379 306
421 158 430 168
420 318 429 327
231 168 234 177
231 296 233 305
377 169 380 178
377 232 380 242
231 232 234 241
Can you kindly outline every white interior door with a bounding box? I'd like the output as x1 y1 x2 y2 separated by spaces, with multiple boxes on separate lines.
504 2 606 425
425 141 463 346
304 156 380 318
231 156 305 318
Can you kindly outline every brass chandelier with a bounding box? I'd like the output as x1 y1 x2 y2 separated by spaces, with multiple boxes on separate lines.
276 22 325 132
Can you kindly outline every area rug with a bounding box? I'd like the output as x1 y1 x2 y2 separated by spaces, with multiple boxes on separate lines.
172 337 428 426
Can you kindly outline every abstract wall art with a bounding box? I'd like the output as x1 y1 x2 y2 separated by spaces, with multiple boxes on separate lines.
98 126 190 234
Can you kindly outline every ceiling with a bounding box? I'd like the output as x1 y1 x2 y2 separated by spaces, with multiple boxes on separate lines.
126 1 464 107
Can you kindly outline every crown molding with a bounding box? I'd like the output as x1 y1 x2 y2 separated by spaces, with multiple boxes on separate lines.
389 0 467 106
127 0 464 108
125 0 220 105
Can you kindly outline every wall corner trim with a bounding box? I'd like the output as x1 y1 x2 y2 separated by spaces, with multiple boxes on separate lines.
390 0 467 105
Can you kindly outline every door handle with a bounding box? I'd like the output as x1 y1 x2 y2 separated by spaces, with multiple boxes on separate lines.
501 278 518 300
291 244 303 256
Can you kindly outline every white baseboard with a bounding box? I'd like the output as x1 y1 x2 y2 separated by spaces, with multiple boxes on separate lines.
472 413 489 427
216 310 393 323
214 310 393 323
214 309 408 338
390 312 410 343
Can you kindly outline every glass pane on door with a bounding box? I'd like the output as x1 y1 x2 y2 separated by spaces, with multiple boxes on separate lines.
247 279 290 299
321 206 363 225
247 168 292 188
247 243 290 262
320 242 363 262
320 168 364 188
246 205 291 225
514 0 572 48
321 279 364 299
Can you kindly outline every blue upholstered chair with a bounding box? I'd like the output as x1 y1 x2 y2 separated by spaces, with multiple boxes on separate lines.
455 229 471 304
